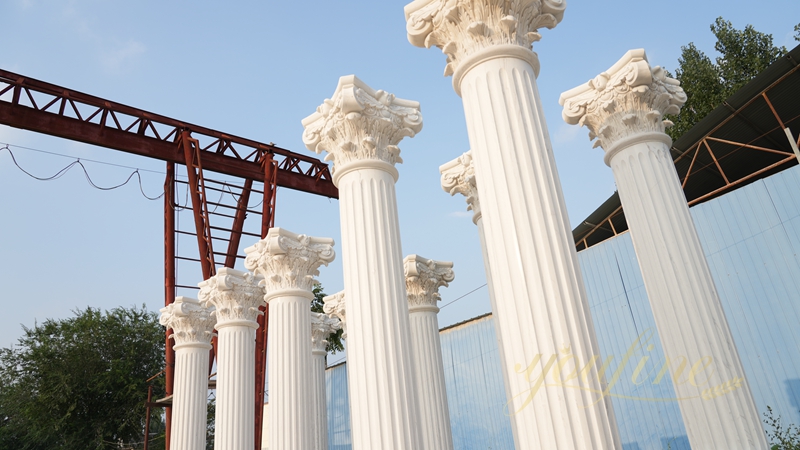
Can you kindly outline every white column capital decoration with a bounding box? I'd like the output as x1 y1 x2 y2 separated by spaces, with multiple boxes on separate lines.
404 0 565 84
404 255 455 312
311 311 342 354
301 75 423 183
160 296 216 349
198 267 265 327
559 49 687 162
440 150 481 223
244 227 335 300
322 291 347 339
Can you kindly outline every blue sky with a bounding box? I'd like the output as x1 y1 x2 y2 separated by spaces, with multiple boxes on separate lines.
1 0 798 351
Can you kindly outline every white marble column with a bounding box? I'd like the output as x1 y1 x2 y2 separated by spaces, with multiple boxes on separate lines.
310 312 342 450
302 75 423 450
440 151 515 429
160 296 216 450
198 267 265 450
244 228 336 450
406 3 621 449
404 255 455 450
560 49 768 450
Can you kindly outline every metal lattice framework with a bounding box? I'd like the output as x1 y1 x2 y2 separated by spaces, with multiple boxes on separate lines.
0 68 338 450
573 48 800 251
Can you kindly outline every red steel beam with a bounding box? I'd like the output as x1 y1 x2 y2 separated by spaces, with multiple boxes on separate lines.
180 131 216 280
164 162 176 450
254 153 277 450
0 69 337 199
224 179 253 269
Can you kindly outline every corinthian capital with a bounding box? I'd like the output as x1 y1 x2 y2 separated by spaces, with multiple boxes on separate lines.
311 311 342 353
301 75 423 183
160 296 217 348
198 267 265 326
405 0 566 79
440 150 481 223
244 228 335 298
559 49 687 159
322 291 347 339
404 255 455 312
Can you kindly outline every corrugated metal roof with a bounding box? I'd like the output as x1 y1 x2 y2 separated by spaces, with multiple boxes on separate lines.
574 44 800 250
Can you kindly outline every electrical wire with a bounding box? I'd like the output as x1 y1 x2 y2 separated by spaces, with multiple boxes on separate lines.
440 283 487 309
325 282 489 367
2 141 268 211
0 143 164 200
1 141 166 174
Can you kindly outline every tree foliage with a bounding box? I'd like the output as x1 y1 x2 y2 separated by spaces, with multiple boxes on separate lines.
666 18 788 140
764 406 800 450
310 284 344 354
0 305 165 450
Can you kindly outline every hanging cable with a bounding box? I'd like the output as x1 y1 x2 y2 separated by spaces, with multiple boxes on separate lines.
440 283 488 309
1 143 164 200
325 282 489 368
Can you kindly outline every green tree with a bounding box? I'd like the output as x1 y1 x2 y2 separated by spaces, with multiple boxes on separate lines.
764 406 800 450
666 18 788 140
310 284 344 353
0 305 165 450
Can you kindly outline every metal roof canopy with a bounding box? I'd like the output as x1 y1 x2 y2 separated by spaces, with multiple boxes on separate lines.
574 44 800 251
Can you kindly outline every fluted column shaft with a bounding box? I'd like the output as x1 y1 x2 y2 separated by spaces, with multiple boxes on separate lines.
303 75 424 450
244 227 336 450
311 347 329 450
215 323 256 450
459 55 620 449
405 255 455 450
408 309 451 450
560 49 767 449
407 2 621 447
440 152 514 439
198 268 264 450
338 167 420 450
610 139 767 449
267 292 313 450
310 311 340 450
160 297 215 450
171 345 211 450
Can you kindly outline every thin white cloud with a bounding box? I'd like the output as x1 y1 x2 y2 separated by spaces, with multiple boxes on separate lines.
552 122 584 145
101 40 146 73
449 211 472 218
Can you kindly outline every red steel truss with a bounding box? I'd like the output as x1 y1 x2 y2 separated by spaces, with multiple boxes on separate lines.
0 68 337 450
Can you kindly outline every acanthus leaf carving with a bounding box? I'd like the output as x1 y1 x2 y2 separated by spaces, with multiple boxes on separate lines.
559 49 687 153
198 267 265 325
322 291 347 340
301 75 423 179
244 227 335 295
160 296 217 347
310 311 342 353
405 0 566 77
440 150 481 223
404 254 455 311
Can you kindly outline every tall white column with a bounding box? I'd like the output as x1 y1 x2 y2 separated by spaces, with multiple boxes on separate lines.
244 228 336 450
310 312 342 450
440 151 517 434
160 296 216 450
404 255 455 450
406 3 622 449
560 49 769 450
302 75 423 450
198 267 265 450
